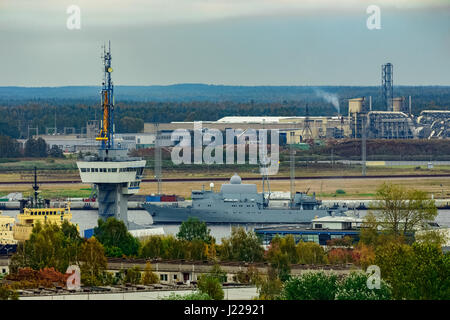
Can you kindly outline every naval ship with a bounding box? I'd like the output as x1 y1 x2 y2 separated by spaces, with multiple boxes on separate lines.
143 173 346 224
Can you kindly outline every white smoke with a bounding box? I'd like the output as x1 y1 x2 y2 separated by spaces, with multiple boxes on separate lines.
314 88 340 114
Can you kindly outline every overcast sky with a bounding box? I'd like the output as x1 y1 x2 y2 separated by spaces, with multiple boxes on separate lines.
1 0 449 86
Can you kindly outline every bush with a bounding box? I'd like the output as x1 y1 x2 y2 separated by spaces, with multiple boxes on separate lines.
6 267 68 289
327 248 353 264
124 266 141 285
326 236 354 247
164 292 212 300
282 272 338 300
236 265 261 285
335 272 392 300
197 274 224 300
0 285 18 300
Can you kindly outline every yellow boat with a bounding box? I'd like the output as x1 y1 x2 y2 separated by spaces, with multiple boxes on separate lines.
13 204 75 241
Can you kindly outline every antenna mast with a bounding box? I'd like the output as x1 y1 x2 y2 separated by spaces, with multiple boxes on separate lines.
96 41 115 149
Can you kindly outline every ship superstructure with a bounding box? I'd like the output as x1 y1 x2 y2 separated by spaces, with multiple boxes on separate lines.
11 167 76 242
0 211 17 254
144 173 346 224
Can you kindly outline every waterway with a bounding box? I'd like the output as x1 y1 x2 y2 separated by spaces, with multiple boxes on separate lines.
4 209 450 244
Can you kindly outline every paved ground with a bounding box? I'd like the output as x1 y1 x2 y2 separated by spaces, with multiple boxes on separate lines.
19 286 259 300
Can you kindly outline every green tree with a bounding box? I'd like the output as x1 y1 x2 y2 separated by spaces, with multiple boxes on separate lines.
197 274 224 300
79 237 108 286
208 264 227 283
256 268 283 300
0 135 21 158
94 218 140 257
375 242 450 299
266 239 291 282
277 235 298 264
296 241 328 264
218 227 264 263
139 236 163 259
372 183 437 237
117 116 144 133
48 145 64 158
24 137 48 157
335 272 392 300
9 221 80 273
415 229 449 247
282 272 338 300
125 266 142 285
177 217 212 243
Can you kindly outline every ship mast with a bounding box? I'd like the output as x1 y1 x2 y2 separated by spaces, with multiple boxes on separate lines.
32 166 39 207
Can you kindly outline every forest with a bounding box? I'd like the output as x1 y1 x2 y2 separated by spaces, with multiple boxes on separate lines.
0 85 449 139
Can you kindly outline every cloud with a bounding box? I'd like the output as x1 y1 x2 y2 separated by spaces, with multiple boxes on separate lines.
1 0 449 28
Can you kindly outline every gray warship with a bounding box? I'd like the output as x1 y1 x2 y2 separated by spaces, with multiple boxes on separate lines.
143 173 346 224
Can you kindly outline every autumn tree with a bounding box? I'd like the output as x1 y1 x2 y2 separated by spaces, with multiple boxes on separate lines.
9 221 81 273
0 285 18 300
197 274 224 300
371 183 437 237
256 268 283 300
296 241 328 265
125 266 141 285
218 227 264 263
79 237 108 286
374 242 450 299
141 262 159 285
265 238 291 282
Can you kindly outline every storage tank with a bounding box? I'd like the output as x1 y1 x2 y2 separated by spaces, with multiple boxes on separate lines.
348 98 365 114
392 97 405 112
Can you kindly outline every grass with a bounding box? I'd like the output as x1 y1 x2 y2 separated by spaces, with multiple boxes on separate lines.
0 187 93 199
0 177 447 200
0 159 449 200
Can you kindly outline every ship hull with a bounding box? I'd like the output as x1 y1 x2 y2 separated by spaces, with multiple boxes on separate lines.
143 203 333 224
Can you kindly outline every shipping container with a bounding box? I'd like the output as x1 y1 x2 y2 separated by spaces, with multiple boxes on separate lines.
160 195 177 202
146 196 161 202
84 228 94 239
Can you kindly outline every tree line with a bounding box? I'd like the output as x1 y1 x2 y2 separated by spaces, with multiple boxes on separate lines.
1 87 449 139
0 136 63 158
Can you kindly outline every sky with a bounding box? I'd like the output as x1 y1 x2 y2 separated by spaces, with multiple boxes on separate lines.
0 0 449 86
